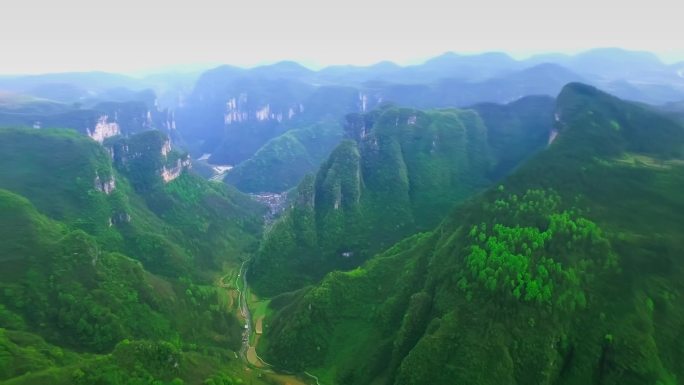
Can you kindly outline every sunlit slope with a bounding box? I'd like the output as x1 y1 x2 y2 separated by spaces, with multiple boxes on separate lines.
252 98 555 296
261 83 684 385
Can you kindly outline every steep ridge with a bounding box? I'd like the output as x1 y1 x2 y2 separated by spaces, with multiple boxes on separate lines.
0 96 177 143
259 83 684 385
0 189 245 384
175 49 684 174
0 128 264 274
225 120 343 193
471 95 556 178
250 98 555 296
0 127 269 384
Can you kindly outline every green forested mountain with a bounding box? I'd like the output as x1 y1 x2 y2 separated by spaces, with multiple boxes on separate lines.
220 95 554 195
3 48 684 385
0 128 264 274
471 95 555 178
225 120 343 192
0 128 267 384
174 48 684 176
258 83 684 385
250 97 555 296
0 92 177 143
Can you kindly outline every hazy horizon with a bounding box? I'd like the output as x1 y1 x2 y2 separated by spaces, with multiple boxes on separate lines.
1 0 682 75
0 47 681 77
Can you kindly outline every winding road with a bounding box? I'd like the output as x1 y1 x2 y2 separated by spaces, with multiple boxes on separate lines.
228 260 322 385
236 260 251 360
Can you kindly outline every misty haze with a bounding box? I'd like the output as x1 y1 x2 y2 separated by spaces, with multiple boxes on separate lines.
0 1 683 385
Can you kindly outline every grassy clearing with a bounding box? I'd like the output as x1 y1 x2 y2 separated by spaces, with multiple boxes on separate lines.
246 288 272 344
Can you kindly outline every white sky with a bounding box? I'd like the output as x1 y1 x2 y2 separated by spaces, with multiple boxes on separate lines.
1 0 682 74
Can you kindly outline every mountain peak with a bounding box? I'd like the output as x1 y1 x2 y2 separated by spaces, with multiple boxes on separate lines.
577 47 663 63
425 51 515 65
255 60 312 73
369 60 401 70
559 82 602 97
555 82 684 159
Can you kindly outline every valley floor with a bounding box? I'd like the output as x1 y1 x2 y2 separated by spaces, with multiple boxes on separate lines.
217 262 318 385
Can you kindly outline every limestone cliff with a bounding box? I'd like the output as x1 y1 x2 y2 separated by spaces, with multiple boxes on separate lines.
87 115 121 143
94 172 116 194
105 130 191 191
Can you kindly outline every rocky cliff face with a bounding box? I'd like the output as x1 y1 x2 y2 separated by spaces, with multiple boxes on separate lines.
105 130 191 190
221 93 305 126
94 172 116 194
158 136 191 183
161 138 172 157
175 72 362 164
0 95 177 144
92 101 177 138
87 115 121 143
108 211 131 226
161 157 192 183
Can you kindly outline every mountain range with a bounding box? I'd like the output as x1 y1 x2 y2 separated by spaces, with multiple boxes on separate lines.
173 48 684 191
2 48 683 195
258 83 684 385
250 95 555 295
0 127 266 384
1 48 684 385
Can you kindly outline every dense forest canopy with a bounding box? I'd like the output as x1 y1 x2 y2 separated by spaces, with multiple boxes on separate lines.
1 46 683 385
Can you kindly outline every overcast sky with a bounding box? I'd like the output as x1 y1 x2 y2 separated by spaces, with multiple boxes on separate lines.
1 0 682 74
